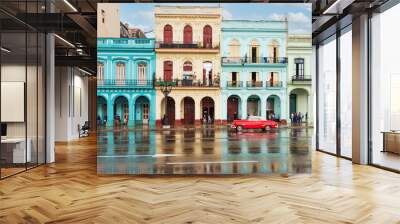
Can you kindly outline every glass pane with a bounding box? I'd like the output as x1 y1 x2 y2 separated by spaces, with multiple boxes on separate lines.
27 31 38 169
371 4 400 171
317 36 337 154
1 31 27 178
340 29 352 158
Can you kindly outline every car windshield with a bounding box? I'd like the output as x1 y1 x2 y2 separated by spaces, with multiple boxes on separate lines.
248 116 262 121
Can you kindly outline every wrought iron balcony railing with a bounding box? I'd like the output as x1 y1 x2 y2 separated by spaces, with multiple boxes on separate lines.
266 81 283 88
97 79 153 87
291 75 312 82
97 38 155 49
156 41 218 49
246 81 263 88
226 81 243 88
155 79 219 87
221 57 288 65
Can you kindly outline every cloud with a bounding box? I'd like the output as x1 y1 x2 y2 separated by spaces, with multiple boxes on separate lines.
289 28 310 34
269 12 310 24
135 10 154 22
268 13 286 21
287 12 309 24
223 9 233 20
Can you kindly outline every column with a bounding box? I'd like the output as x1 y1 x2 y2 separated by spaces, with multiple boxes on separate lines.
221 93 227 121
107 97 114 127
195 97 201 125
241 95 247 119
175 97 181 126
352 14 369 164
261 97 267 119
128 96 135 127
280 93 287 120
46 32 55 163
308 94 313 124
149 93 156 128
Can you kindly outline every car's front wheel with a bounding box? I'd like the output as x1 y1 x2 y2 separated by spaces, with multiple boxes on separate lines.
236 125 243 132
264 125 271 132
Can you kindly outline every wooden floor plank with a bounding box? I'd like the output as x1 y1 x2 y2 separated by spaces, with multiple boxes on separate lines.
0 135 399 223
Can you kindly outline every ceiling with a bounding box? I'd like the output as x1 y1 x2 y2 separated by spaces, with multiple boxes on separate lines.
0 0 396 74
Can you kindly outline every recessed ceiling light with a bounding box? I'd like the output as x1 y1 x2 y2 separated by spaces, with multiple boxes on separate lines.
1 47 11 53
54 34 75 48
78 67 93 76
63 0 78 12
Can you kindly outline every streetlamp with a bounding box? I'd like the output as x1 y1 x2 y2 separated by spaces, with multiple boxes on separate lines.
161 82 173 127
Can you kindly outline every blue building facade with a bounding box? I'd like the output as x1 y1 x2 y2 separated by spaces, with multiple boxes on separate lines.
220 20 288 122
97 38 156 127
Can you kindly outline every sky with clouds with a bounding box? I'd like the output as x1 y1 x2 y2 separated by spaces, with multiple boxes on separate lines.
120 3 311 38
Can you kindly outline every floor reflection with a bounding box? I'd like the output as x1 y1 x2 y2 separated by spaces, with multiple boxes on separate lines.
97 127 312 175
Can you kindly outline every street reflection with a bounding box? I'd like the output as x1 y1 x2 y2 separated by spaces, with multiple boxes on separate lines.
97 127 312 175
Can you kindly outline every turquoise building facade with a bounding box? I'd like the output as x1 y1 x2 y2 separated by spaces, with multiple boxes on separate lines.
220 20 288 122
97 38 156 127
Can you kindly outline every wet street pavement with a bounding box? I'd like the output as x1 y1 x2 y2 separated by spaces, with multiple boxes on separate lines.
97 126 312 175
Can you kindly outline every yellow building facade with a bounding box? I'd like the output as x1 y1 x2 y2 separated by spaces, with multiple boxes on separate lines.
154 6 222 126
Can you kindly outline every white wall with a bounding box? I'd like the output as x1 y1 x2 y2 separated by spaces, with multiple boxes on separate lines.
55 67 89 141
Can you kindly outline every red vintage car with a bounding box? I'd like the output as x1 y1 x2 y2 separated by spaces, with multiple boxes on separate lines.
231 116 278 132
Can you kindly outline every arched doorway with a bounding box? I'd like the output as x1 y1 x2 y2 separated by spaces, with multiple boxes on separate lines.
135 96 150 125
289 88 309 119
97 96 107 126
201 97 214 124
227 95 241 122
267 95 281 120
182 97 195 125
114 96 129 126
247 95 261 116
161 96 175 126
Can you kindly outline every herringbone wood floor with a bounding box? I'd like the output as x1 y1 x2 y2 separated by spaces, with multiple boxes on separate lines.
1 135 400 224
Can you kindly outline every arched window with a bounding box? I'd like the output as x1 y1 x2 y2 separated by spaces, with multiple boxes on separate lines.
183 61 192 72
249 39 260 63
163 61 173 81
269 40 279 63
203 25 212 48
97 62 104 80
229 39 240 58
163 24 173 44
183 25 192 44
137 63 147 85
116 62 126 83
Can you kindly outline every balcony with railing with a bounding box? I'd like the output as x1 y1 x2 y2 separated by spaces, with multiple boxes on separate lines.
291 75 312 84
97 79 153 88
246 81 263 88
226 81 243 88
266 81 283 88
156 41 219 49
97 38 155 49
221 57 288 65
154 78 219 88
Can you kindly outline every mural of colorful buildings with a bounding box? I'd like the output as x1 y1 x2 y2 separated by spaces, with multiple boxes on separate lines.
154 6 222 126
220 20 288 122
97 38 157 127
97 4 311 127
